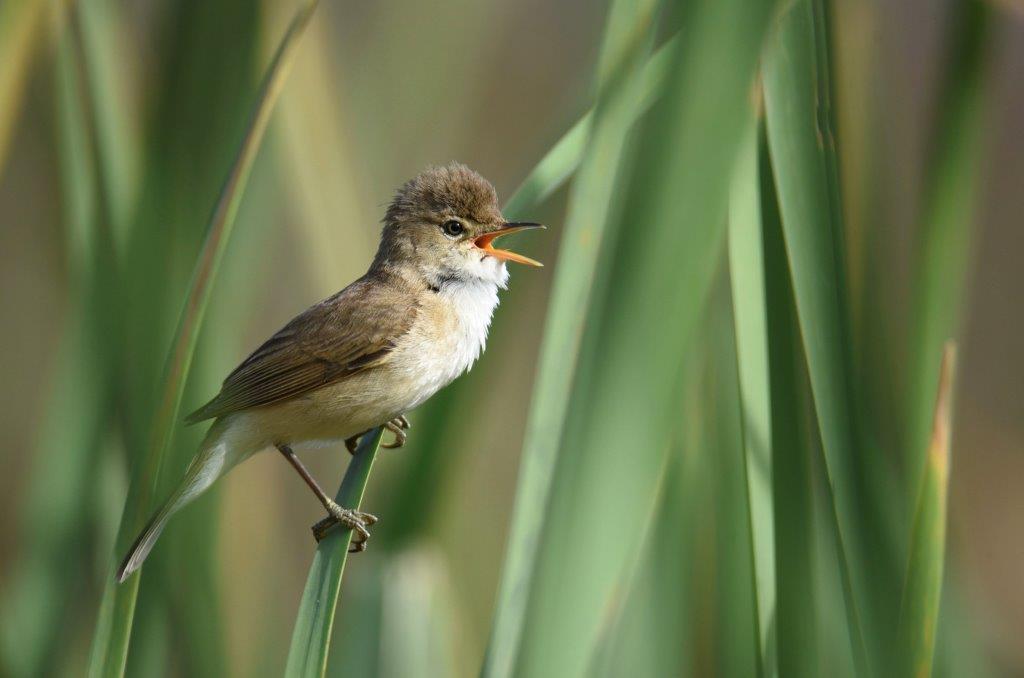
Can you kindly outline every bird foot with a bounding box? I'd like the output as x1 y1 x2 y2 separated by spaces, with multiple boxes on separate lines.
381 415 410 449
344 416 409 455
311 499 379 551
344 430 368 455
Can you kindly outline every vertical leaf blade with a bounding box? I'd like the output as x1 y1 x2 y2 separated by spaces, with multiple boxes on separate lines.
481 0 660 674
512 0 777 674
285 429 384 678
728 119 776 676
905 1 989 493
761 0 870 671
762 150 819 678
898 343 956 678
87 3 320 676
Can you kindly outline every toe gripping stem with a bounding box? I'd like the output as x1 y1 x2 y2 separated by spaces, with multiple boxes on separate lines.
311 516 371 552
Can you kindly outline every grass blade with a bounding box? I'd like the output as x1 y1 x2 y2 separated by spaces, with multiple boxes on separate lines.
728 118 776 675
762 148 820 678
897 343 956 677
761 0 870 671
87 3 320 675
285 428 383 678
904 1 990 493
481 0 660 674
709 293 765 677
512 0 777 674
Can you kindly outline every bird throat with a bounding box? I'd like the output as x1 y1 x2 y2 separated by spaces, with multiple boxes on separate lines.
435 276 501 374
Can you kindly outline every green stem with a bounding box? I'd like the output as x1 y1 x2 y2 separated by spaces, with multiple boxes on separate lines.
284 428 384 678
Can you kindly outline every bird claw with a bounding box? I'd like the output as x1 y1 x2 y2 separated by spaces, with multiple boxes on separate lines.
345 416 409 454
381 416 410 449
344 431 367 456
311 500 379 549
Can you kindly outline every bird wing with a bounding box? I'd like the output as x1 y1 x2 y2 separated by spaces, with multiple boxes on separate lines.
185 273 419 424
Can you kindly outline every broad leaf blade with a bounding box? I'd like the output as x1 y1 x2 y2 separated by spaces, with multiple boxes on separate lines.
87 3 321 675
482 0 660 674
761 0 870 671
512 0 777 674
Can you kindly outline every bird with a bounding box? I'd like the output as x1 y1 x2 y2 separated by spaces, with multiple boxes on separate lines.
116 163 544 583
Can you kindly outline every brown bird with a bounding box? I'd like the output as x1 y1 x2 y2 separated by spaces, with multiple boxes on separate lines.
117 163 543 583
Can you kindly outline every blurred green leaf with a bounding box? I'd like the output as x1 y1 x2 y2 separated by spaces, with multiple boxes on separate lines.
0 3 127 674
323 546 466 678
904 0 990 495
87 3 321 675
898 344 956 678
901 7 992 676
482 0 660 674
761 0 870 672
728 119 776 676
512 0 777 674
377 548 465 678
761 150 819 678
709 288 764 677
285 428 383 678
0 324 105 677
590 438 691 678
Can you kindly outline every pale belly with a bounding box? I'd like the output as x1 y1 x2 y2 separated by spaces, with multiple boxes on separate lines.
221 361 450 456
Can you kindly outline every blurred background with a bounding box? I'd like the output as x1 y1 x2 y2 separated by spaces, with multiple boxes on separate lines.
0 0 1021 676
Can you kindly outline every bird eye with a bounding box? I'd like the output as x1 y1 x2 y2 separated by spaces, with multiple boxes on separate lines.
441 220 465 237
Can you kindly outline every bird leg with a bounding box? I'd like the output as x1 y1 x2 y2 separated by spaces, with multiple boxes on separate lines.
381 415 411 449
276 443 377 550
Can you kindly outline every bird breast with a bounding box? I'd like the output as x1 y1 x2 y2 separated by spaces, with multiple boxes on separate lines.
389 279 500 409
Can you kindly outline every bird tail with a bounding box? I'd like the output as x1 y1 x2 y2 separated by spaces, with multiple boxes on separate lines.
115 487 183 583
116 419 231 583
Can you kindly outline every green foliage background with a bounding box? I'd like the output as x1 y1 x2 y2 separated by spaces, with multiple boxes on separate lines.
0 0 1022 676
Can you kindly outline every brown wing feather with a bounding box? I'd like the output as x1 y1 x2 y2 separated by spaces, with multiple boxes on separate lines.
185 272 419 424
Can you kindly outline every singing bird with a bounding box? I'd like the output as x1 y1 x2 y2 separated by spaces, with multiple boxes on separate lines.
117 163 543 583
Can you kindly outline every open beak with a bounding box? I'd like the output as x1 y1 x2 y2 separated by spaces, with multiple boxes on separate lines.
474 222 545 267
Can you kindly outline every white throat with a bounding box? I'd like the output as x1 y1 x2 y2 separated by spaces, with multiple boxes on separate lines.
437 276 502 375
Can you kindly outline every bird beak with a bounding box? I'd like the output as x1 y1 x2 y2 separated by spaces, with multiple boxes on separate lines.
474 222 545 267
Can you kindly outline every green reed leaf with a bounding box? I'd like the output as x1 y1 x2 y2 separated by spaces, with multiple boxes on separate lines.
511 0 777 674
728 119 776 676
481 1 660 675
285 428 383 678
87 3 321 676
898 344 956 678
761 0 870 672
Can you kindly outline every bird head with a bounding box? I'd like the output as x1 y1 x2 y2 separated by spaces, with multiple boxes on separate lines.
374 163 544 289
